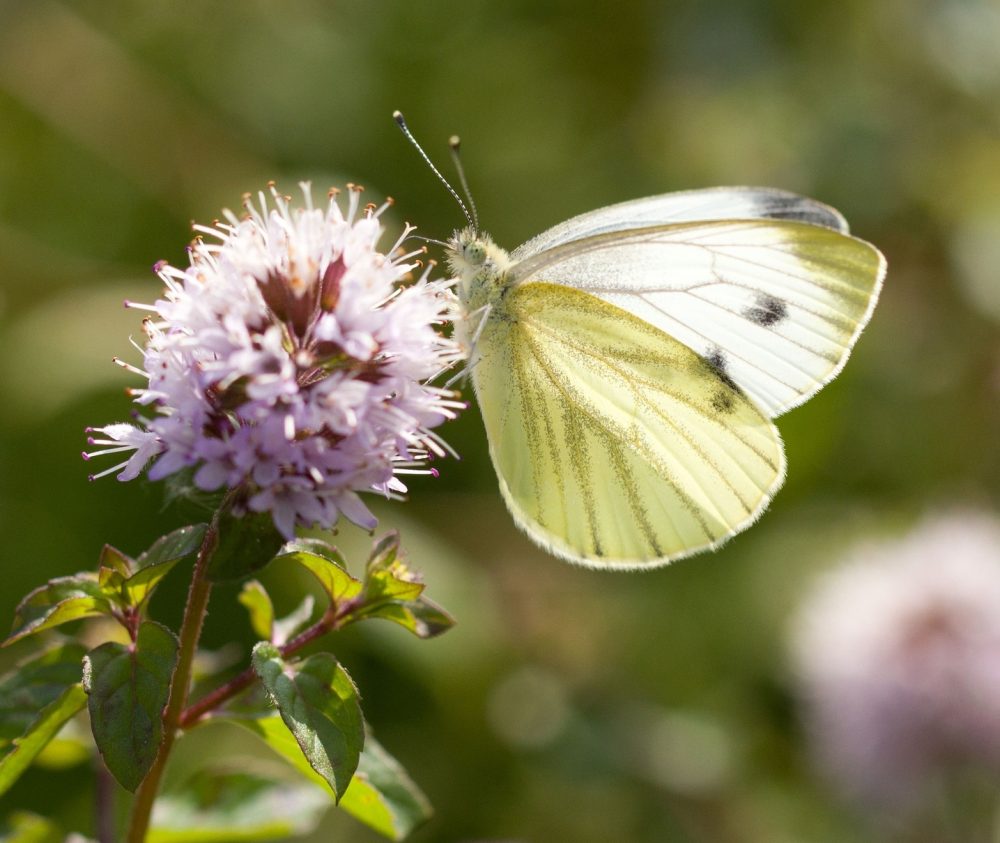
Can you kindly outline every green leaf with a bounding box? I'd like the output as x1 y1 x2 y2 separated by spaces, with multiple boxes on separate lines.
352 533 455 638
277 545 362 607
225 715 432 840
0 811 66 843
363 533 423 602
0 684 87 797
98 545 134 593
123 524 208 606
100 544 135 576
287 536 345 561
357 598 455 639
250 643 363 801
3 574 117 647
363 567 425 605
31 722 90 770
148 767 329 842
0 643 86 744
341 733 433 840
238 581 274 641
137 524 209 568
220 715 322 785
207 512 283 582
83 620 179 792
366 532 402 571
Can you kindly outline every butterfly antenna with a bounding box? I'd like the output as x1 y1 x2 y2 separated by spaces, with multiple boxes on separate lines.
409 234 450 248
394 110 476 230
448 135 480 233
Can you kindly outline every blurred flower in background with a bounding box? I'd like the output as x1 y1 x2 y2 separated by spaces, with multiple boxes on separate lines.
84 184 464 538
791 513 1000 825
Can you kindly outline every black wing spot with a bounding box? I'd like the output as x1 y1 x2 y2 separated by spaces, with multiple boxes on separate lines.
711 390 736 414
704 349 739 392
703 348 740 415
745 294 788 328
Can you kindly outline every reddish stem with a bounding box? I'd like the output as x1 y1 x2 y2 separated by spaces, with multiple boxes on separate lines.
127 509 222 842
178 598 358 729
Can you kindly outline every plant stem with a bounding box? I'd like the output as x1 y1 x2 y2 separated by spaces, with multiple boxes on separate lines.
178 599 351 729
125 510 223 843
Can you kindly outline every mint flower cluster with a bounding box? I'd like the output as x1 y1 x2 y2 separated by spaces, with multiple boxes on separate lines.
85 184 464 537
792 513 1000 810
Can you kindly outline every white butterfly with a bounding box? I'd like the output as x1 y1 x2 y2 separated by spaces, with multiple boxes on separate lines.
397 116 885 569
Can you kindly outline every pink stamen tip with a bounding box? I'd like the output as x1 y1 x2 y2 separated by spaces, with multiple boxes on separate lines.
87 474 96 482
430 468 440 478
81 451 91 461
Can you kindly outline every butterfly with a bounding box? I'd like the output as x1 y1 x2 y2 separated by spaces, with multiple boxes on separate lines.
396 116 885 569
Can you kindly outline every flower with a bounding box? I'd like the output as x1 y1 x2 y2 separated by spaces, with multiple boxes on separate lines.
790 513 1000 812
85 183 465 538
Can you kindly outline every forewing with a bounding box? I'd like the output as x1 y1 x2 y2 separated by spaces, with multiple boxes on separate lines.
510 187 848 261
472 282 784 568
509 219 884 418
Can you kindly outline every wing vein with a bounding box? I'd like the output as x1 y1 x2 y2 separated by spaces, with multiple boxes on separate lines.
520 325 718 544
521 318 776 525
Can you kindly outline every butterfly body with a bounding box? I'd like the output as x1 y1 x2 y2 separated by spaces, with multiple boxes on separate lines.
445 188 884 569
449 228 512 320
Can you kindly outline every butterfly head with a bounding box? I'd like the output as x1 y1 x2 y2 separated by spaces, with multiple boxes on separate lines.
448 227 488 268
447 227 509 280
446 228 513 311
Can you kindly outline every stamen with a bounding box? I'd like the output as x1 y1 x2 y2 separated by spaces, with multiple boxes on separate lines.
425 429 460 459
390 223 417 255
112 357 148 377
299 181 314 211
88 461 129 481
82 444 134 459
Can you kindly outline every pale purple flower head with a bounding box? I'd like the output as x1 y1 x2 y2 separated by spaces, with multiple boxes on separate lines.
85 184 465 538
791 513 1000 812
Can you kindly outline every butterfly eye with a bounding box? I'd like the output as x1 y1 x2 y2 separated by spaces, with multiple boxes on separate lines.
463 241 487 266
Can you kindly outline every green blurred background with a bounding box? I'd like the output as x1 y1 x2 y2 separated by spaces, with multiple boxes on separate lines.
1 0 999 840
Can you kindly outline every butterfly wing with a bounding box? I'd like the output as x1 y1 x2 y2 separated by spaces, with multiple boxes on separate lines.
510 187 850 260
509 216 885 417
472 280 784 568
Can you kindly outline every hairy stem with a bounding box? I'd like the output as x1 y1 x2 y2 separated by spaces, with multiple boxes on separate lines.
125 506 225 843
179 599 353 729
